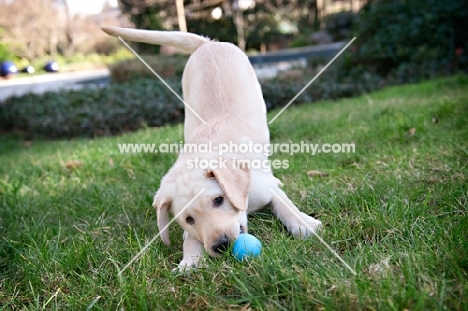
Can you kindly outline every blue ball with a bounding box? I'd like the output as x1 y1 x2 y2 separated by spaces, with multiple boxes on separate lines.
232 233 262 262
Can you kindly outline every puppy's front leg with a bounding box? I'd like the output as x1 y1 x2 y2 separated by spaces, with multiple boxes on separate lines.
269 186 322 239
173 231 204 272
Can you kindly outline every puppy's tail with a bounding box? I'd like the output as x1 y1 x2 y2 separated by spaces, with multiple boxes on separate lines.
102 27 209 54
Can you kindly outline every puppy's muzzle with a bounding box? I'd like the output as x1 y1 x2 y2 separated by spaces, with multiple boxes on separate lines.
212 235 230 254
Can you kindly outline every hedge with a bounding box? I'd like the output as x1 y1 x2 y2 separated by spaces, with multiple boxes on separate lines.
344 0 468 82
0 63 382 139
0 79 184 139
109 54 189 84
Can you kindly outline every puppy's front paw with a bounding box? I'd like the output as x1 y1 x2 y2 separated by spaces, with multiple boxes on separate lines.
172 256 207 273
171 259 195 274
286 212 322 239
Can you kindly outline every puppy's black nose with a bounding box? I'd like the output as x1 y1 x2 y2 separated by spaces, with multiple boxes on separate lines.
212 235 230 254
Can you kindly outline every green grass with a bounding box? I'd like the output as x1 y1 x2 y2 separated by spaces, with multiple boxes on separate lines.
1 75 467 310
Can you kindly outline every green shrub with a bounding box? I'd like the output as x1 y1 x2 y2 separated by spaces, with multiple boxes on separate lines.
288 34 311 48
0 43 14 61
0 79 184 138
325 11 356 41
344 0 468 82
109 55 189 84
262 56 388 111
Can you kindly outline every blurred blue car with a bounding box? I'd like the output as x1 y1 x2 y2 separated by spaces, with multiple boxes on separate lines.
21 65 35 74
0 61 18 78
44 61 59 73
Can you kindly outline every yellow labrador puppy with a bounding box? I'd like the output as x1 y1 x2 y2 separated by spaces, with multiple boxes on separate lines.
102 27 322 271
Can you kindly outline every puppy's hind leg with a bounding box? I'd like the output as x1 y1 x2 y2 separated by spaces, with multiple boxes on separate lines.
269 186 322 239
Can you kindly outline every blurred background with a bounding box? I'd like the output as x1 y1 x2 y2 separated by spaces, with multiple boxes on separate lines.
0 0 466 138
0 0 366 72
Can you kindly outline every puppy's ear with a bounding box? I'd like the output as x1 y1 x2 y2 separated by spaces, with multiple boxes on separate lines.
206 164 251 211
152 187 173 246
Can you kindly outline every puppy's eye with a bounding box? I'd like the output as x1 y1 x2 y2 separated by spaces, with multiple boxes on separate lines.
213 196 224 206
186 216 195 225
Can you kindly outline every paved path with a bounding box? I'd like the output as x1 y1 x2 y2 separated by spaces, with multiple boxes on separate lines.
0 69 109 101
0 65 287 101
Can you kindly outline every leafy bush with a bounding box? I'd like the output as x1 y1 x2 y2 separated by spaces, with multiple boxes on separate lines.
262 59 385 111
109 55 189 84
344 0 468 82
0 43 14 61
0 79 184 138
288 33 311 48
325 11 356 42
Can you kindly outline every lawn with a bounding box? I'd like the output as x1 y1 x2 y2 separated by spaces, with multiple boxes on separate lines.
1 75 467 310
